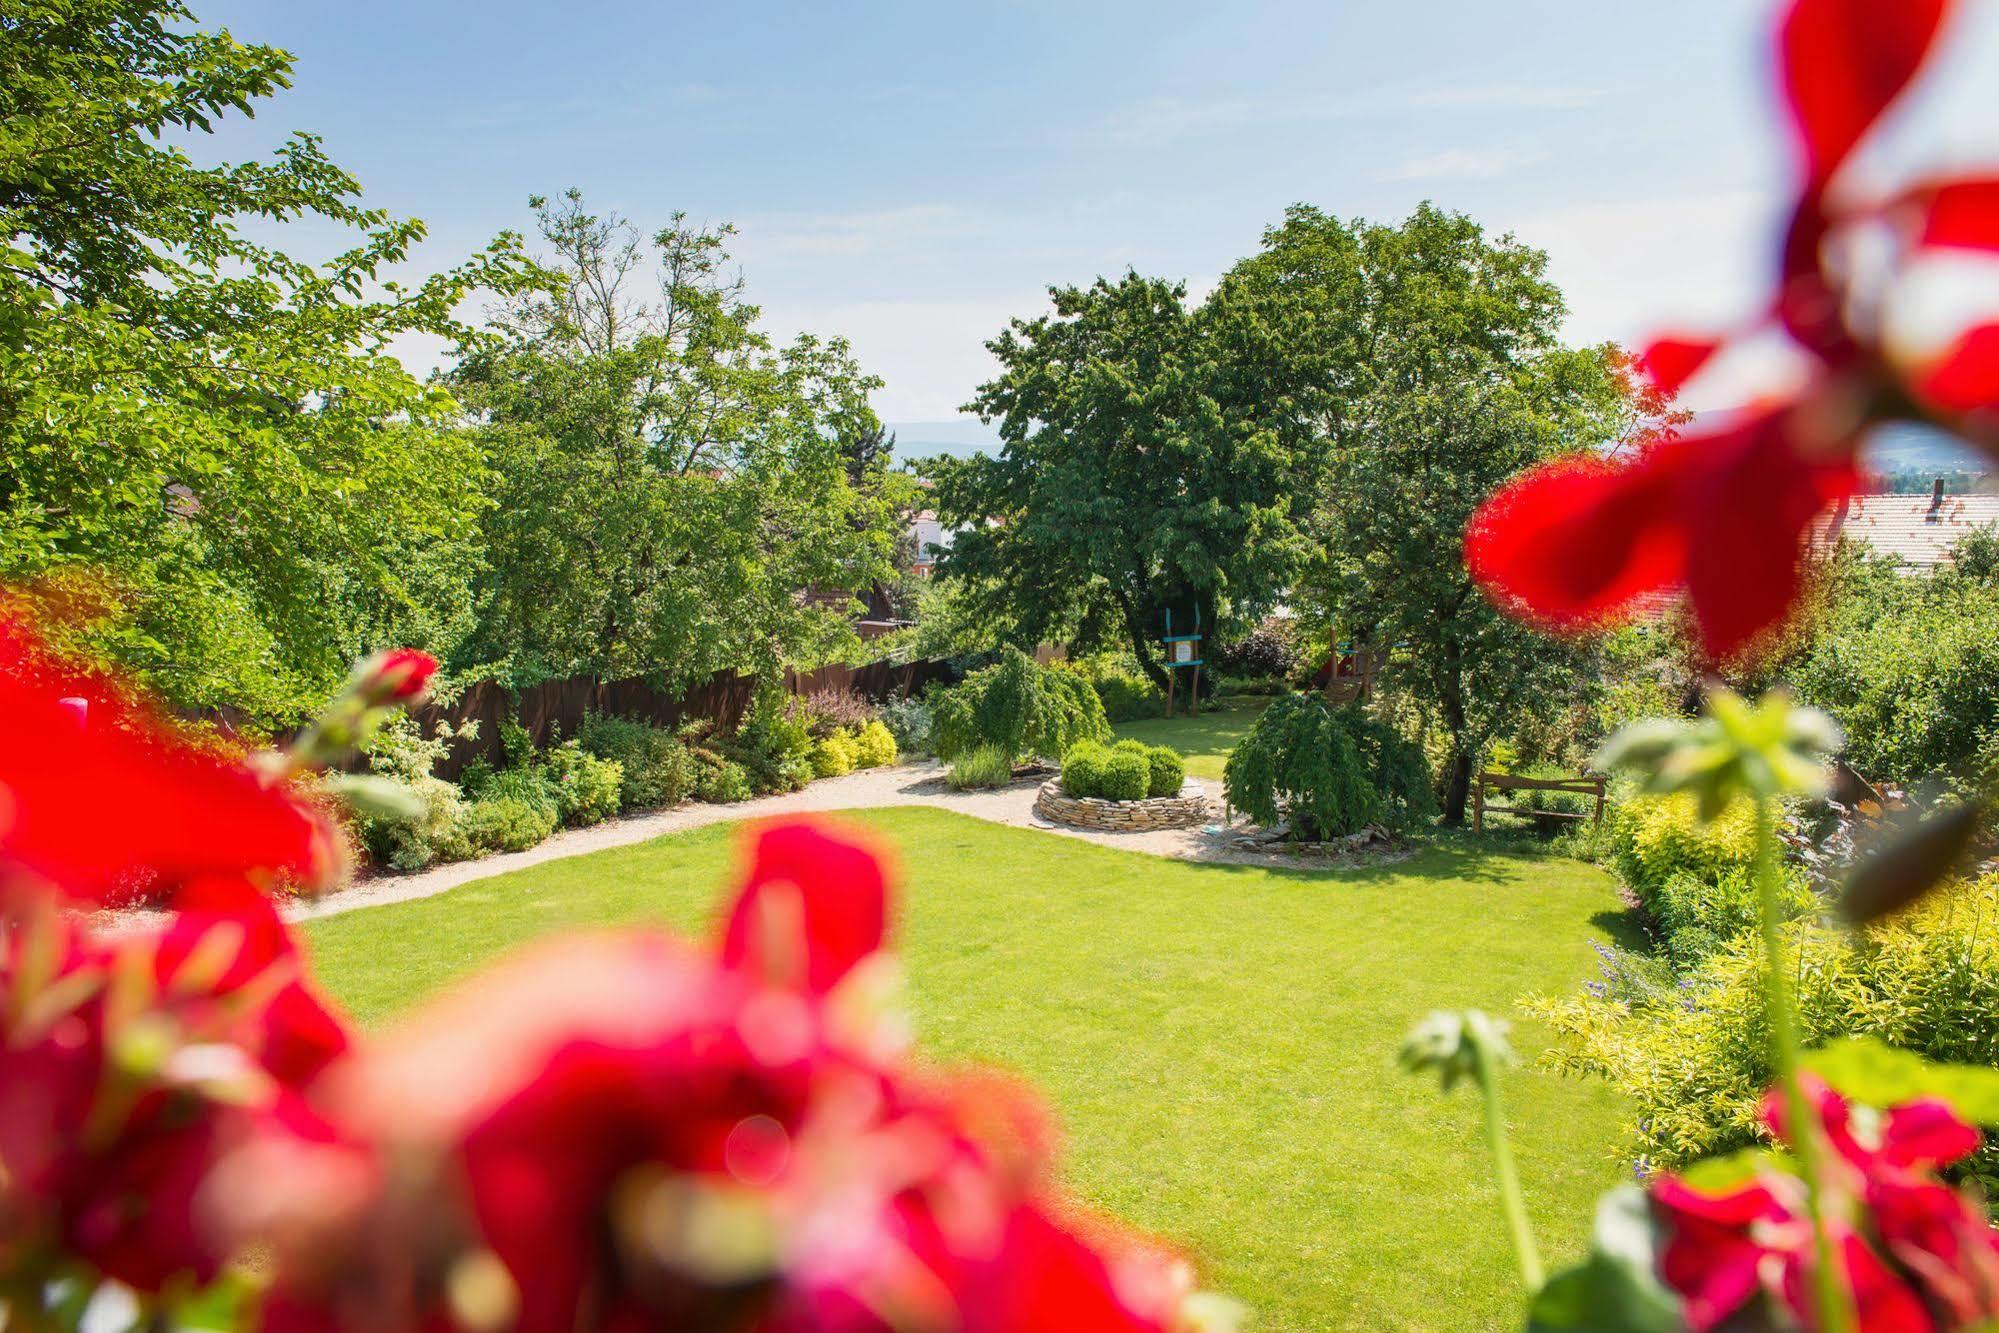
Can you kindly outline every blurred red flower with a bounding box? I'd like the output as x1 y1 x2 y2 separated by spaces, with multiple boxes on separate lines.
236 819 1194 1333
0 614 340 904
1652 1076 1999 1331
0 880 350 1293
353 648 439 707
1466 0 1999 659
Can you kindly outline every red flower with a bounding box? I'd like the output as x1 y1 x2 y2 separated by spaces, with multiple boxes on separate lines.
352 648 438 707
1652 1076 1999 1330
0 880 351 1293
238 820 1193 1333
1466 0 1999 658
0 615 340 904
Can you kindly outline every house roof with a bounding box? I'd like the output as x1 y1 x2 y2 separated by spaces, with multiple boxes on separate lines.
1816 489 1999 570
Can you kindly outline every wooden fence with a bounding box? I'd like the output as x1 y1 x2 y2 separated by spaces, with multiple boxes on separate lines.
405 657 957 780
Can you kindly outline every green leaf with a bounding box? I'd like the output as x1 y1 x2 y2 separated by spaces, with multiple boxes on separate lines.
1838 801 1985 925
1802 1036 1999 1124
1526 1187 1683 1332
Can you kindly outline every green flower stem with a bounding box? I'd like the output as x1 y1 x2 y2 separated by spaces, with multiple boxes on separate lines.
1476 1051 1543 1292
1753 795 1852 1333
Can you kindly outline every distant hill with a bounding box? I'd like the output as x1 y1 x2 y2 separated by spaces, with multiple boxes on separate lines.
886 417 1003 464
1864 423 1991 478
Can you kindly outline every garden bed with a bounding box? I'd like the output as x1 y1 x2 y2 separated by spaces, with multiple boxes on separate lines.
1033 777 1212 831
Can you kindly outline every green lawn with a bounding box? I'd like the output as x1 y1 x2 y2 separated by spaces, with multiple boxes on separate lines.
301 808 1632 1331
1110 694 1271 778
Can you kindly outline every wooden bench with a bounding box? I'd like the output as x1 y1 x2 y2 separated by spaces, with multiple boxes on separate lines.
1472 771 1607 833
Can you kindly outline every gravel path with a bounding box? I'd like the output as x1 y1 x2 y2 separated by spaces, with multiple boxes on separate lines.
276 761 1348 924
96 761 1345 935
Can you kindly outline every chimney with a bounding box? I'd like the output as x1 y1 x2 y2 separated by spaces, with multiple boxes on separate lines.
1928 477 1946 521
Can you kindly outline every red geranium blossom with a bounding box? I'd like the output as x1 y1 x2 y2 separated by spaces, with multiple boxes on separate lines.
1652 1076 1999 1331
233 819 1197 1333
1466 0 1999 659
0 879 351 1293
352 648 439 707
0 614 341 904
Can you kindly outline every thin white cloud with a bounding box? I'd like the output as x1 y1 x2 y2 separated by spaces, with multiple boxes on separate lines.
735 204 984 258
1379 144 1546 182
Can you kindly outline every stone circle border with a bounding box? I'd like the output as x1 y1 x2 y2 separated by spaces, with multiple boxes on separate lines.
1033 778 1213 832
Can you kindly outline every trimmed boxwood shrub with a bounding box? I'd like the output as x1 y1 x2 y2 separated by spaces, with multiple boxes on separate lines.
931 648 1110 763
1061 742 1110 797
1098 750 1151 802
1146 746 1186 798
1223 694 1433 838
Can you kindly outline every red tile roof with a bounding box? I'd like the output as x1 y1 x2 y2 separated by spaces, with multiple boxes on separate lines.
1814 492 1999 570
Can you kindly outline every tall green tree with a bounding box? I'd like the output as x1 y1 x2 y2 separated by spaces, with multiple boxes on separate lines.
0 0 527 720
1226 204 1644 823
933 273 1302 689
449 191 908 688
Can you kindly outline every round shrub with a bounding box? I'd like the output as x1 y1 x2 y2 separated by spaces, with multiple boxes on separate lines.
946 744 1013 791
877 696 933 754
455 795 557 854
1061 741 1110 798
808 729 859 779
574 713 694 810
355 775 466 873
1145 745 1185 798
854 720 898 768
1214 617 1299 682
1098 750 1151 802
1222 693 1433 838
696 759 753 804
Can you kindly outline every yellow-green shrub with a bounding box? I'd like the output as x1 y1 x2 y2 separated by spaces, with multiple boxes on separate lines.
808 729 859 779
1529 873 1999 1180
853 720 898 768
1609 792 1758 902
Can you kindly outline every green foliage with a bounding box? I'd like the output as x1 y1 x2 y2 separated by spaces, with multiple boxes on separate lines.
449 191 909 689
454 795 558 855
541 741 622 826
1532 874 1999 1185
723 688 815 794
945 744 1014 791
808 729 859 779
933 271 1305 688
1223 694 1433 838
1060 742 1110 797
468 766 560 823
1226 204 1652 821
0 0 530 722
1056 655 1163 722
930 648 1110 763
1607 793 1759 907
1099 749 1151 801
1788 557 1999 793
353 776 467 872
694 759 753 804
853 720 898 768
363 711 478 783
574 713 693 809
1146 745 1186 798
875 695 933 755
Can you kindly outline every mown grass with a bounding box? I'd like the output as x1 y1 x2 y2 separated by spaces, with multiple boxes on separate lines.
1109 694 1272 779
301 807 1633 1331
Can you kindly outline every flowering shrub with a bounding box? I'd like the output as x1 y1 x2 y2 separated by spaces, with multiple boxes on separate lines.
0 617 1224 1331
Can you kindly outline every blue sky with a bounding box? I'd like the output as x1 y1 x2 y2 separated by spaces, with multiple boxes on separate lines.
197 1 1999 440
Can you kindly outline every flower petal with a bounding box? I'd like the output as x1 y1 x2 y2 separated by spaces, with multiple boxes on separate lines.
1779 0 1951 183
1880 1098 1983 1170
1915 177 1999 252
1641 336 1724 397
719 819 890 997
1915 321 1999 417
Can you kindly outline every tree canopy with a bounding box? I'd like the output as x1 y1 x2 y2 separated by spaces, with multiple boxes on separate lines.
930 272 1305 689
0 0 529 719
448 191 912 689
1223 203 1653 821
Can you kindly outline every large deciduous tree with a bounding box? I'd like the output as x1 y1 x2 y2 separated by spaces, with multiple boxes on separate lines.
0 0 528 720
932 273 1302 690
448 191 909 688
1225 204 1652 823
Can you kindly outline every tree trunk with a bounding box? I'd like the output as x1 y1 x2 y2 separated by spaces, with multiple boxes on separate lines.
1439 641 1472 826
1111 586 1172 692
1442 749 1474 827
